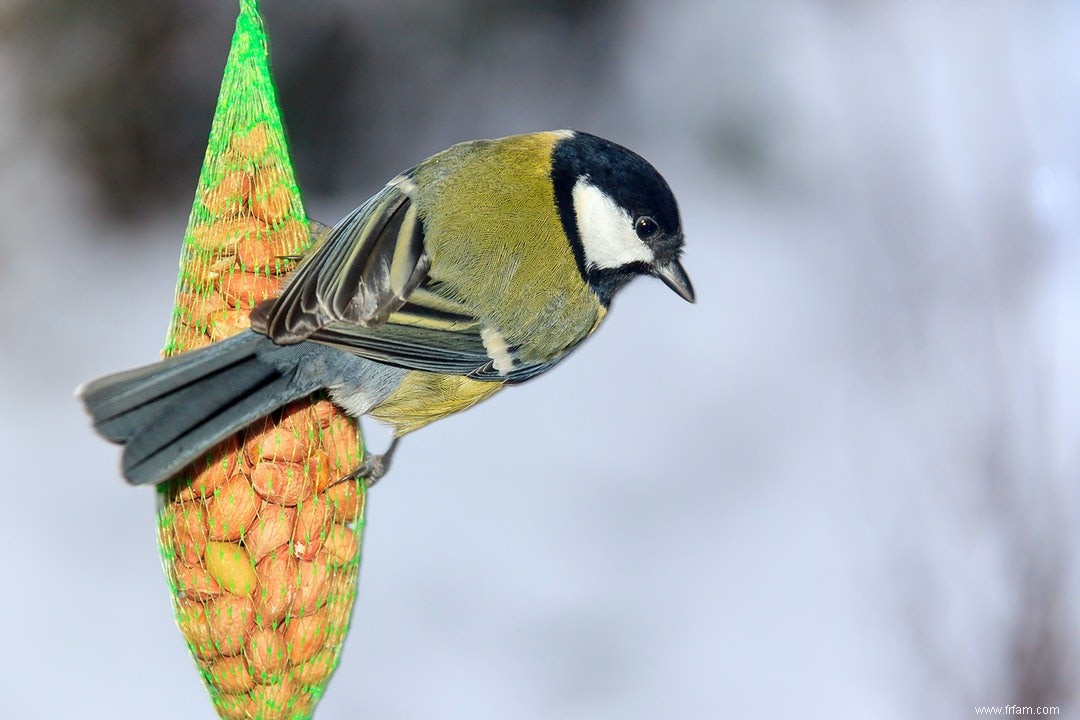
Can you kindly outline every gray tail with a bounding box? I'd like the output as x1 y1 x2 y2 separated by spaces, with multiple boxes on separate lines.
78 331 313 486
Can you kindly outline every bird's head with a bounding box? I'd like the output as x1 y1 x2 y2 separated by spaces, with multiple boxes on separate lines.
551 131 694 306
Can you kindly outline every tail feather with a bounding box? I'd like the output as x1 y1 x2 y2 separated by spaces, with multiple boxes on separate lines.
80 336 266 434
79 332 316 486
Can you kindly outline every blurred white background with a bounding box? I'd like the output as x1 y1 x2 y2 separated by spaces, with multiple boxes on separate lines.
0 1 1077 718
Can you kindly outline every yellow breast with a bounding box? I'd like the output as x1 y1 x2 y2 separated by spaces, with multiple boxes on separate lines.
368 371 505 436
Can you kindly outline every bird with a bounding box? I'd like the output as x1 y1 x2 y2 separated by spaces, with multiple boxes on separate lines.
79 130 694 487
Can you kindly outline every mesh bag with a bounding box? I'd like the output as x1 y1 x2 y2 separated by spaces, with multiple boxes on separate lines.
156 2 366 718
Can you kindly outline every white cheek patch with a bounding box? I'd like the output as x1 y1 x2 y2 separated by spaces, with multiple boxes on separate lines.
572 179 655 270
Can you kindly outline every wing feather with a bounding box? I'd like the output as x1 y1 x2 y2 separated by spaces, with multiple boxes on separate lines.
251 181 428 343
250 179 560 384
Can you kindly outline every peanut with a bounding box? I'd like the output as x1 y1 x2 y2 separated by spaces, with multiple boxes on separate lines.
191 215 266 254
249 677 298 720
254 548 296 628
207 475 259 542
220 270 278 308
206 593 255 657
324 416 361 474
246 626 288 683
175 598 217 660
204 541 257 596
203 169 253 219
283 610 329 665
245 503 297 563
212 691 253 720
290 555 332 617
250 462 312 506
172 503 209 567
308 401 336 429
234 224 299 272
231 123 270 159
208 654 255 694
176 290 226 329
293 495 332 562
307 450 335 495
325 479 364 522
250 171 293 226
289 648 337 687
174 561 221 601
178 457 233 502
246 413 311 464
324 524 359 566
206 308 251 342
323 576 355 648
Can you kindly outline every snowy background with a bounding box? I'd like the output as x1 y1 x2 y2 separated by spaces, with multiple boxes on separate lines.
1 1 1077 718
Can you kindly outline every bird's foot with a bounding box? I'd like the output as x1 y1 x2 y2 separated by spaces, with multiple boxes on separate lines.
334 437 400 489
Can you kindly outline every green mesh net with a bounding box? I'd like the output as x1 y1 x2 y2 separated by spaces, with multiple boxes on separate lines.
154 2 367 718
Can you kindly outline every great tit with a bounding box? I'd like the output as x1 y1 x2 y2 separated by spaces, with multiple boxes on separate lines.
79 130 694 486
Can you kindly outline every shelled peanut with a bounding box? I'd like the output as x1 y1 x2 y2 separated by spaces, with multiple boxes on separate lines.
159 122 366 720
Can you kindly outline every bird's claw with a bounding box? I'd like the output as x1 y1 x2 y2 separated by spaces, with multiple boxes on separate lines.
357 454 389 488
332 437 399 490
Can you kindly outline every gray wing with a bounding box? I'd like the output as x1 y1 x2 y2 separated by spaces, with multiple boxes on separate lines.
250 179 429 343
308 304 563 384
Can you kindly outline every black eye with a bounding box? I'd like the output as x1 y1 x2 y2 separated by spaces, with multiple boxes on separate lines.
635 216 660 240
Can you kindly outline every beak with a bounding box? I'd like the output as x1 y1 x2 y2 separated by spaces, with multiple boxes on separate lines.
655 258 695 303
